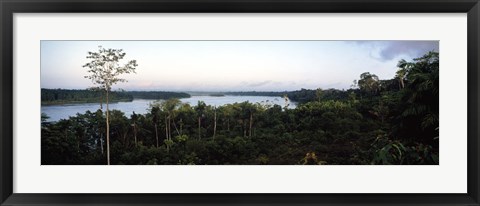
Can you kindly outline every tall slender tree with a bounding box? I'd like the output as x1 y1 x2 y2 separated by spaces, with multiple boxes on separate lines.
195 101 207 140
162 98 181 140
83 46 138 165
213 106 217 140
131 112 138 146
149 103 161 148
396 59 411 89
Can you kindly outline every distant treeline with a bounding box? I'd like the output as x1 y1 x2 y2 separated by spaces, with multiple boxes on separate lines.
41 89 190 105
128 91 190 99
226 89 350 104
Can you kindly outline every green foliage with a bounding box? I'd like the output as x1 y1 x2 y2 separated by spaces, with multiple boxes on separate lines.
394 52 439 144
175 134 189 142
164 139 174 148
83 46 138 91
301 152 327 165
41 52 439 165
41 112 50 123
369 135 439 165
358 72 380 94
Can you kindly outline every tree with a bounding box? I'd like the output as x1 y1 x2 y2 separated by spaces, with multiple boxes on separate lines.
396 51 439 143
162 98 182 141
213 106 217 140
83 46 138 165
195 101 207 140
149 102 161 148
131 112 138 146
41 113 50 123
358 72 380 94
315 88 323 101
220 105 234 132
283 94 290 109
395 60 409 89
245 103 258 138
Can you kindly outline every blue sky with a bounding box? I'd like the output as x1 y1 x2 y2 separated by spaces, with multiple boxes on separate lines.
41 41 438 91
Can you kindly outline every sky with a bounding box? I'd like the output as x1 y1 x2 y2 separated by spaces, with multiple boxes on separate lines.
41 41 438 92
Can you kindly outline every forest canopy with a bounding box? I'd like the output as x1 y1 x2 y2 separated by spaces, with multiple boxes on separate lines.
41 51 439 165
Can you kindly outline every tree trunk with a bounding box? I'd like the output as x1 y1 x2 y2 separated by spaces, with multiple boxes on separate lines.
77 138 80 153
172 119 180 136
249 113 253 137
168 116 172 140
155 123 159 148
106 90 110 165
213 107 217 140
165 115 168 140
243 120 246 138
165 115 169 152
100 92 103 110
198 117 201 140
100 133 104 155
134 123 137 146
180 118 183 135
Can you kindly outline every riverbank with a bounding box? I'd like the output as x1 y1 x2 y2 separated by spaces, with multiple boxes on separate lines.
41 96 297 122
41 98 134 106
41 89 191 105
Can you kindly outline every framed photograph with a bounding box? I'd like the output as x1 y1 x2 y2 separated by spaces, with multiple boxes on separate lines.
1 0 479 205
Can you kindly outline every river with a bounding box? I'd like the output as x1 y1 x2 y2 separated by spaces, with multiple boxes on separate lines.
41 95 296 122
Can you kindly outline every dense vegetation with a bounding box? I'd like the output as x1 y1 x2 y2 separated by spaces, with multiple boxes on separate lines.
41 52 439 165
41 89 190 105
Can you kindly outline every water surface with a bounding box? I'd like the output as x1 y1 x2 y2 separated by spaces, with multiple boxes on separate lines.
42 95 296 122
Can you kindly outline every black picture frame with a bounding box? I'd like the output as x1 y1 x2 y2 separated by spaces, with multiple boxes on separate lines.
1 0 479 205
